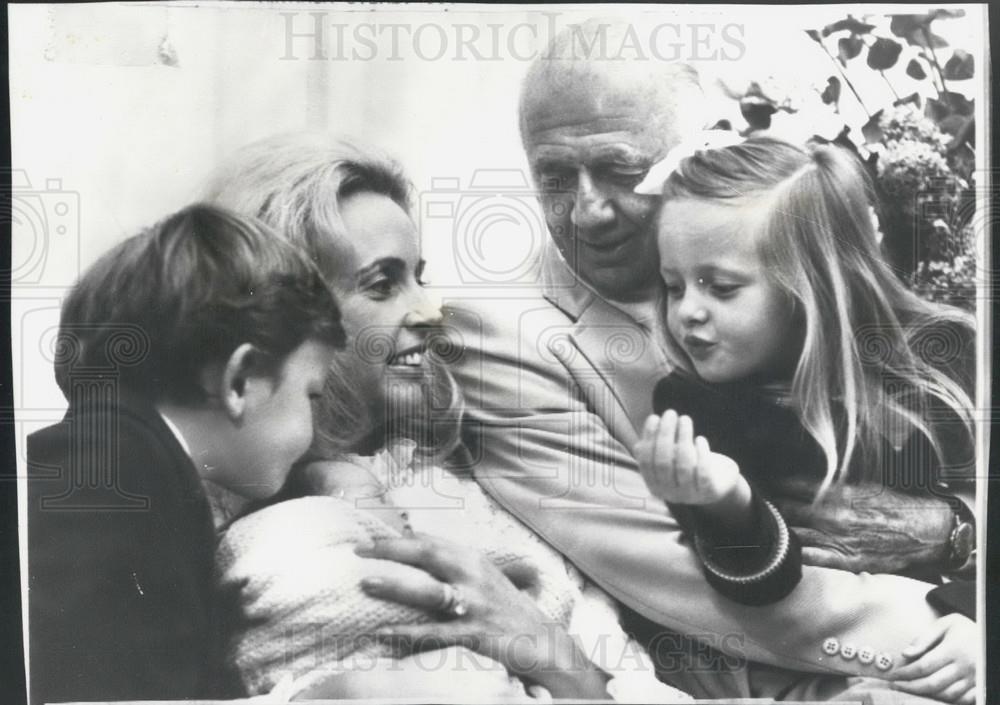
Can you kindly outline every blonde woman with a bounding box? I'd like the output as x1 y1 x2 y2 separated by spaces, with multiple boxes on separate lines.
204 132 691 702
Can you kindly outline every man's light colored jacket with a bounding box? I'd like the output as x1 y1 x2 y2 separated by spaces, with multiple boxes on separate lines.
444 240 942 698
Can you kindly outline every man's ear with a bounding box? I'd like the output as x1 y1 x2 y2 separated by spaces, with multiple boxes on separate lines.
220 343 261 422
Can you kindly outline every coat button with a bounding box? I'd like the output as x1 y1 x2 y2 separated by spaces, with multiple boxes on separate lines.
876 653 893 671
858 647 875 665
822 638 840 655
840 643 857 660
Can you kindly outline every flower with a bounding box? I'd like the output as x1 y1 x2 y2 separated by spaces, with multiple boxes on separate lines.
879 105 949 154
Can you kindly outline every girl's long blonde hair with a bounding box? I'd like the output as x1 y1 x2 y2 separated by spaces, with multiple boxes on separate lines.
203 132 463 462
661 136 975 493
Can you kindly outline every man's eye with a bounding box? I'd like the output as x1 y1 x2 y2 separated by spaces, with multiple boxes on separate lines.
603 166 647 184
663 283 684 297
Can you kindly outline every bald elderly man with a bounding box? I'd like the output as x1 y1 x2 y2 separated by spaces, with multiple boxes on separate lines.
445 20 973 702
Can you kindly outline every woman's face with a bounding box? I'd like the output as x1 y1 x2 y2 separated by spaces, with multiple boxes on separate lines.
329 190 443 426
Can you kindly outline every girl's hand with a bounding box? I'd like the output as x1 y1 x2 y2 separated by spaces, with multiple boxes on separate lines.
634 410 749 508
356 534 609 699
891 614 977 704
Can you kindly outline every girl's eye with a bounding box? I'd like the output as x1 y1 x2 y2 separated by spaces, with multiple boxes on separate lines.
709 283 741 297
663 283 684 297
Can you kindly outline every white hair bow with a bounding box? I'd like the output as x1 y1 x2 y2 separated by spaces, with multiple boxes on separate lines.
634 129 744 196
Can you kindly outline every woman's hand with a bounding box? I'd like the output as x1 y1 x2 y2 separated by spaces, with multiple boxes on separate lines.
355 534 609 699
634 410 751 512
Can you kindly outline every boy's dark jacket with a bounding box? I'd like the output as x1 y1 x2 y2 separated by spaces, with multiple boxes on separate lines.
26 391 236 704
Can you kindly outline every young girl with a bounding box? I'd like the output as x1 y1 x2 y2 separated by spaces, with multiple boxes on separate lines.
633 135 977 705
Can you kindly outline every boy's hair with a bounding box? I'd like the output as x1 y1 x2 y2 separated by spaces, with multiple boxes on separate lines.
661 135 975 492
55 204 345 405
203 132 462 460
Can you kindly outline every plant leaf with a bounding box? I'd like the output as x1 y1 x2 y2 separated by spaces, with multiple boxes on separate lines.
945 116 974 152
862 109 885 145
889 14 950 48
937 114 969 138
889 14 928 38
867 37 903 70
805 29 823 44
740 93 778 131
821 76 842 106
943 49 974 80
942 90 974 116
906 58 928 80
925 92 974 124
822 17 876 37
838 36 864 64
930 8 966 21
925 97 950 122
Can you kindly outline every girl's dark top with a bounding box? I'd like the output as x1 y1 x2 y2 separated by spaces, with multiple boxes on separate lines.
653 360 975 616
652 373 803 606
26 392 238 704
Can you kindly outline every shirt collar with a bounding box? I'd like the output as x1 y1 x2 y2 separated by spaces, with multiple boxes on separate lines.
540 238 663 328
157 409 193 457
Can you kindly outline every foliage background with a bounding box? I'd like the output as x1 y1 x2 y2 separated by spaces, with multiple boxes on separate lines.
715 8 981 311
9 4 986 421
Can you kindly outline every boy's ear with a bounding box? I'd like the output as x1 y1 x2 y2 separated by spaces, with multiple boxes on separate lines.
221 343 263 422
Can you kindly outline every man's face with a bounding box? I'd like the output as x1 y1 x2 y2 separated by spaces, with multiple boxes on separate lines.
523 84 671 302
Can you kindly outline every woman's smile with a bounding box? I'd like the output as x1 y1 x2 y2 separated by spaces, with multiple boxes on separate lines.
388 346 427 369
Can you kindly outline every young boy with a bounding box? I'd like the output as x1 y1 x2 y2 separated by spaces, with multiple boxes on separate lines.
26 204 344 704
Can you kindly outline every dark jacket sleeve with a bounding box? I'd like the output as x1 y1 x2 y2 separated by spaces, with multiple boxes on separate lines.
671 488 803 606
925 580 975 620
27 411 225 704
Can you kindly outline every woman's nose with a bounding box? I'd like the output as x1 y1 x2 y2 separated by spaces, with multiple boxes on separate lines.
402 286 443 328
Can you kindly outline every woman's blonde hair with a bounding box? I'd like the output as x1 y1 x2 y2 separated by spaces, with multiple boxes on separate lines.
661 135 975 493
204 132 463 461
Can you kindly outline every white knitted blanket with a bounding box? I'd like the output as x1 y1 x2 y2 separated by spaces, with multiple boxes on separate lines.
215 444 689 701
